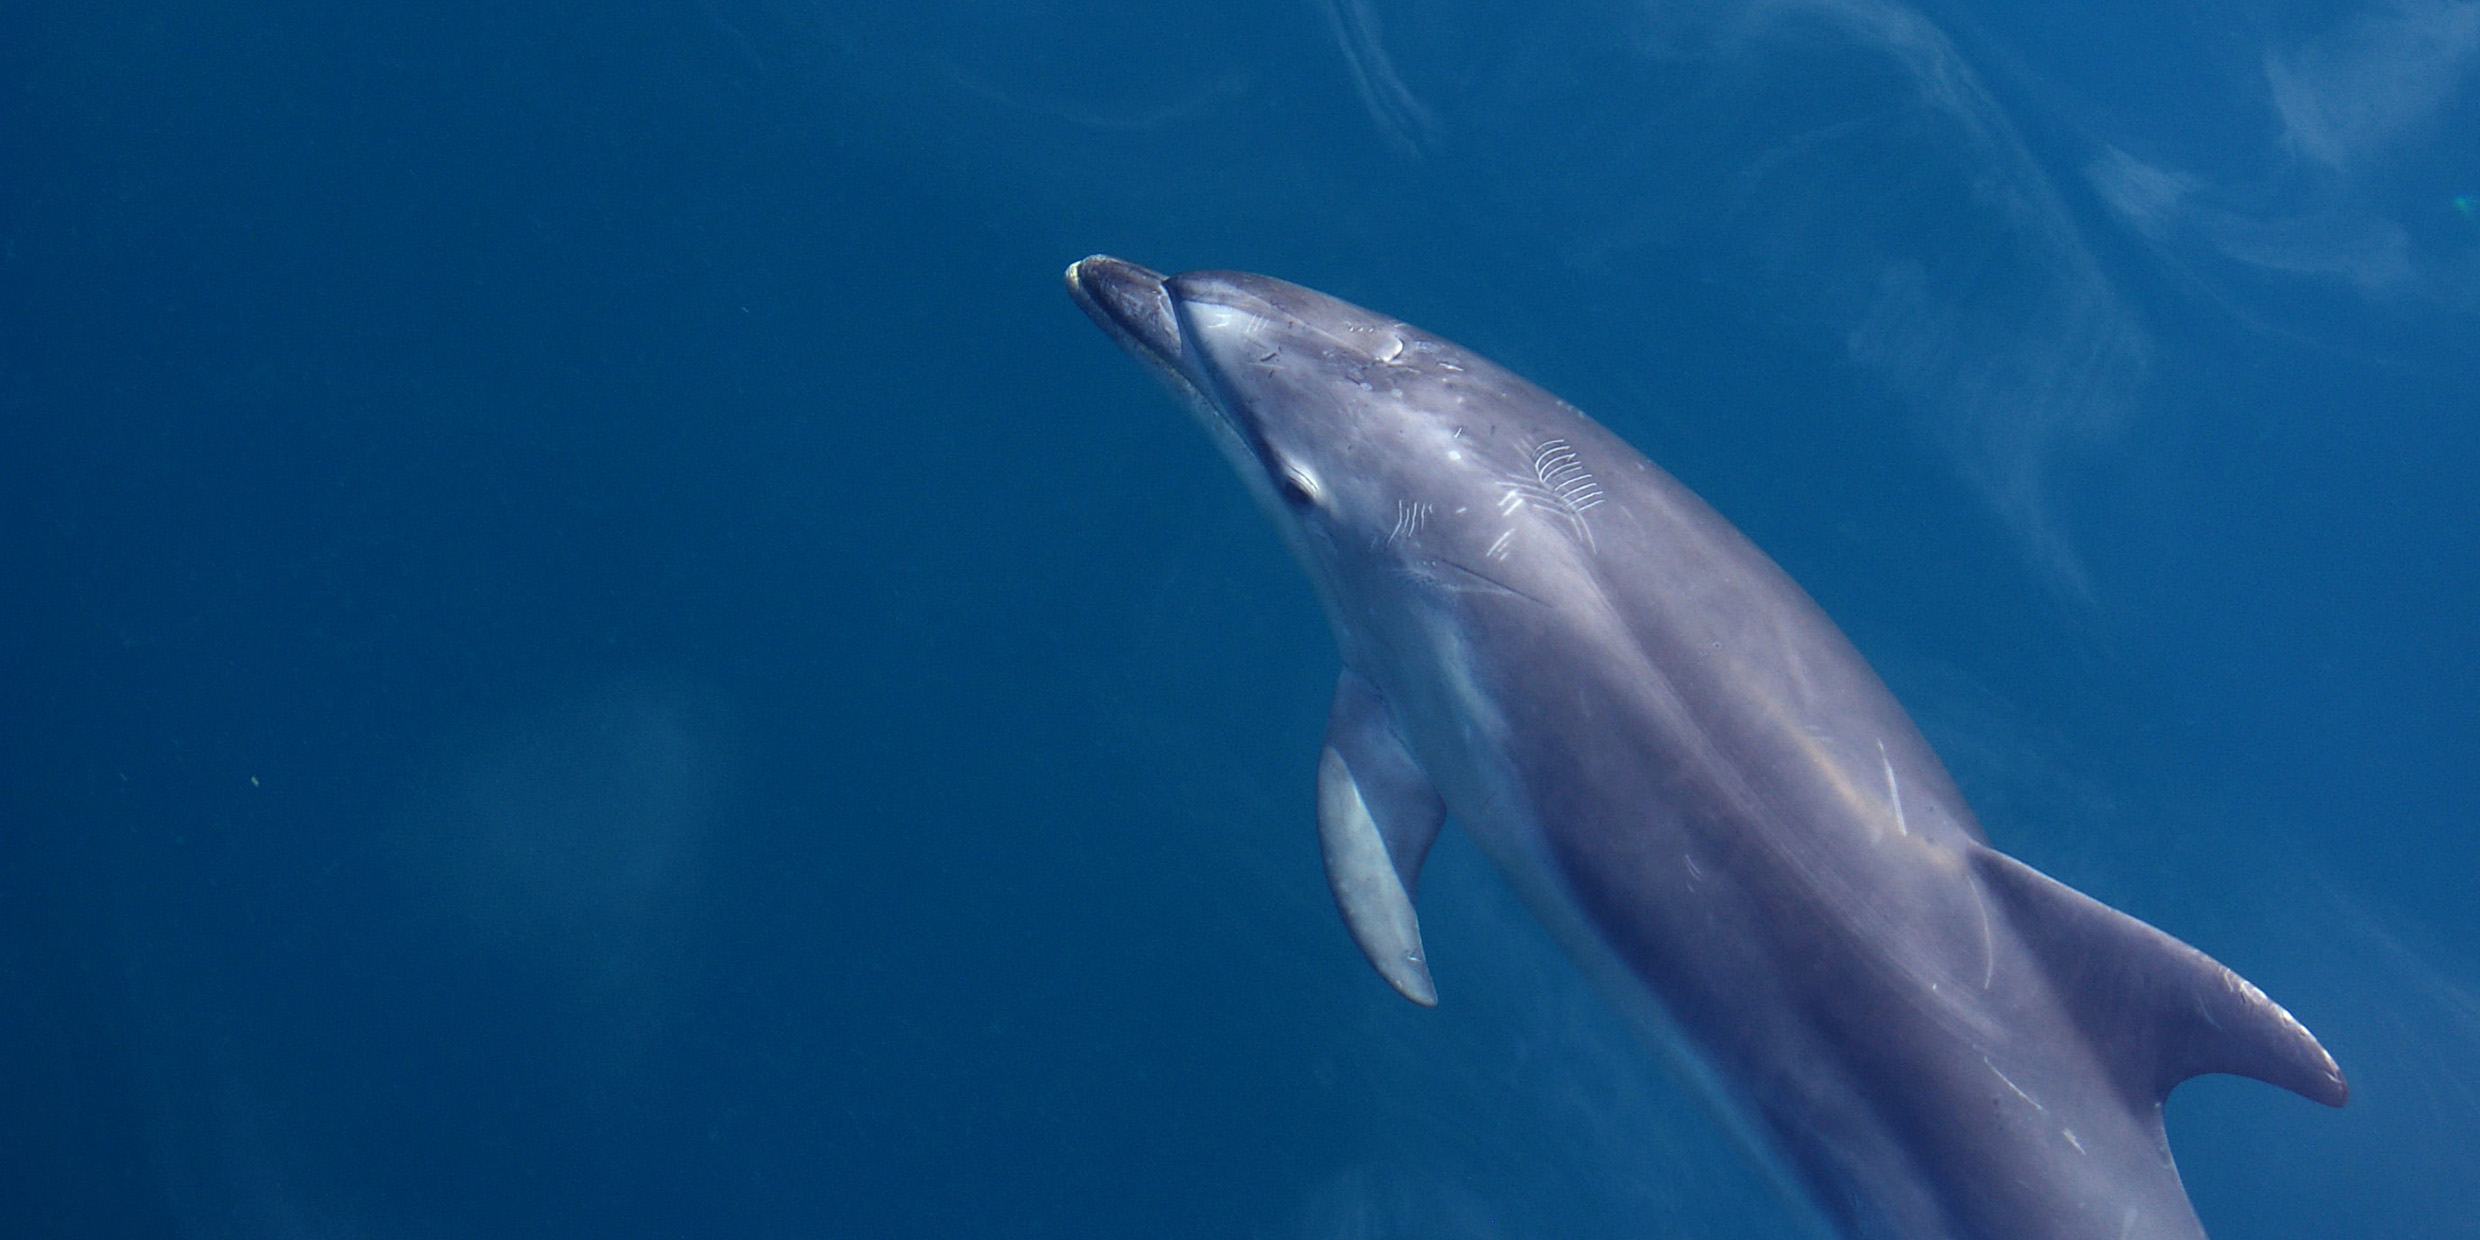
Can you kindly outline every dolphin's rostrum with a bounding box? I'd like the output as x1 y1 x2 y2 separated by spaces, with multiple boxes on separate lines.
1065 256 2345 1240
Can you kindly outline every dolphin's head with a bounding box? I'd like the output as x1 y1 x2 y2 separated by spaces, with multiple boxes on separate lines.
1068 256 1577 640
1067 256 1396 525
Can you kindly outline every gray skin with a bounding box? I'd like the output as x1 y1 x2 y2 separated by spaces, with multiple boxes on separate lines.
1065 257 2346 1240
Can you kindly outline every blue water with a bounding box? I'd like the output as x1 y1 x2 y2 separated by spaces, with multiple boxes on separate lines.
4 1 2474 1236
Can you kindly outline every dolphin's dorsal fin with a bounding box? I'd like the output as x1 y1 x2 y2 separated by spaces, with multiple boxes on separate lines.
1317 671 1447 1006
1970 847 2348 1108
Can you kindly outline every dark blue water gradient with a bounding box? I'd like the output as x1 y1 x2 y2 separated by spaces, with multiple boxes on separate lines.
4 1 2473 1236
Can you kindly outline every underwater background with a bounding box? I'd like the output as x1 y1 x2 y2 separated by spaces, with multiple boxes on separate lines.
4 0 2475 1235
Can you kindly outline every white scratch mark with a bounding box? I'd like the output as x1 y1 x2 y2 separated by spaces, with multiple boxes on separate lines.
1485 528 1515 561
1970 876 1995 990
1532 438 1604 511
1497 489 1526 517
1984 1058 2043 1111
1877 739 1910 837
1532 438 1603 552
2063 1128 2086 1154
1383 501 1432 549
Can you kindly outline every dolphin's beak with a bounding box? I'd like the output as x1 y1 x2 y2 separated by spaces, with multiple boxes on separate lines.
1065 256 1183 369
1066 254 1231 436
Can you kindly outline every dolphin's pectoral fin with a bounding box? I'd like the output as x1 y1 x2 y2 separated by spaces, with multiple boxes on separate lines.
1970 847 2349 1108
1318 747 1438 1005
1317 671 1447 1007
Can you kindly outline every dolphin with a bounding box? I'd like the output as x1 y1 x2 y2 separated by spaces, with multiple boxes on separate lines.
1064 257 2345 1240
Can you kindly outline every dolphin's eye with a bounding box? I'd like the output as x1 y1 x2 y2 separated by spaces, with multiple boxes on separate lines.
1277 464 1324 509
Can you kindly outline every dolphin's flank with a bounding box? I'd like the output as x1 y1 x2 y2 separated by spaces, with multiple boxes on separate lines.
1065 256 2344 1240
